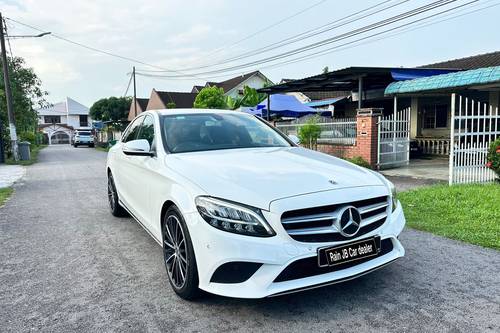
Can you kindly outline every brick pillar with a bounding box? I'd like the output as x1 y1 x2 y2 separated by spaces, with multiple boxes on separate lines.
356 108 383 168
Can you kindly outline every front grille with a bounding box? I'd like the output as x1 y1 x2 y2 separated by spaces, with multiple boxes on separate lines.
281 196 389 243
274 238 394 282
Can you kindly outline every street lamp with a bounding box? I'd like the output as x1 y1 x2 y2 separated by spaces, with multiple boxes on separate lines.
0 12 50 162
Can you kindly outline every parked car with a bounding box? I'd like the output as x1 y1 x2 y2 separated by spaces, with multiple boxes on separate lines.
73 130 94 147
106 109 406 299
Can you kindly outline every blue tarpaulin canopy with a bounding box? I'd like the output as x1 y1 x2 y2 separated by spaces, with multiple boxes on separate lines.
247 94 317 117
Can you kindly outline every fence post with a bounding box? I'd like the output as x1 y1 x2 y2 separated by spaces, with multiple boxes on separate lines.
356 108 383 169
449 93 456 185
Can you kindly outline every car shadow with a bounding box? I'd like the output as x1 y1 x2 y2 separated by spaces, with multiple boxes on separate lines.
194 264 399 319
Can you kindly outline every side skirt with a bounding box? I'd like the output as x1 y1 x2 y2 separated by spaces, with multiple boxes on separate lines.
119 199 162 247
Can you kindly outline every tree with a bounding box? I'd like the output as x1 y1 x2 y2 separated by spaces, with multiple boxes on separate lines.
322 66 329 74
193 86 226 109
0 56 48 155
90 96 131 126
298 115 322 149
225 86 266 110
166 102 176 109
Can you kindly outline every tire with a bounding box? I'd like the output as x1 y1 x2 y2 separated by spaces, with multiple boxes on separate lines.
107 173 129 217
74 144 78 148
163 205 200 300
89 144 95 148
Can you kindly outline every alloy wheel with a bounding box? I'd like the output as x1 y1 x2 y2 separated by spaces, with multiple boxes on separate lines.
108 176 116 211
163 214 188 289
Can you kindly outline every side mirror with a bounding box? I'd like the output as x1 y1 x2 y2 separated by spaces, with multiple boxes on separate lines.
288 134 300 145
123 139 153 156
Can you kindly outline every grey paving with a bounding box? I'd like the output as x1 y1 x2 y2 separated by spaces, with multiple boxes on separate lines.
0 164 25 188
0 145 499 333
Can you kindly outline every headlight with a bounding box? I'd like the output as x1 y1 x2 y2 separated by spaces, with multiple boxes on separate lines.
389 182 398 211
195 196 275 237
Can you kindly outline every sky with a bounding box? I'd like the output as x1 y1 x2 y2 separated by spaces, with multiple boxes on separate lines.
1 0 499 107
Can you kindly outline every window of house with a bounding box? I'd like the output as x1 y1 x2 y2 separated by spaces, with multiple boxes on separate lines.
422 104 448 129
79 115 88 127
44 116 61 124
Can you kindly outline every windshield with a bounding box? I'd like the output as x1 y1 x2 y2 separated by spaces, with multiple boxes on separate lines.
161 113 291 153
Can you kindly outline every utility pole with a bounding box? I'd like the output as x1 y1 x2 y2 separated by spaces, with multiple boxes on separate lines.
0 13 18 161
133 66 137 117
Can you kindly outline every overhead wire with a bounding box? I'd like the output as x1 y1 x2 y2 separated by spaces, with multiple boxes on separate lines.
135 0 463 78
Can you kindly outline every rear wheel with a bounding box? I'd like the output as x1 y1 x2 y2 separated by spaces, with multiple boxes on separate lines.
107 173 128 217
163 206 200 300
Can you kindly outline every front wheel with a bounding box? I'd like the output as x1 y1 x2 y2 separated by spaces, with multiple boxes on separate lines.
163 206 200 300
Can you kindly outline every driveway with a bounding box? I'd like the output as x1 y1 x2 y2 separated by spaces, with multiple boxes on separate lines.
1 145 499 332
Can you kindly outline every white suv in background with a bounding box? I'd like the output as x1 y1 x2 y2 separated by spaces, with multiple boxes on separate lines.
106 109 406 299
73 130 94 148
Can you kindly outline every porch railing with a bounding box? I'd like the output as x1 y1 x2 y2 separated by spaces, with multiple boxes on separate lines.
415 138 451 155
276 118 357 145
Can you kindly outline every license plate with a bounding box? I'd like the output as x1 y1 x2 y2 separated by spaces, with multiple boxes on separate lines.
317 236 381 267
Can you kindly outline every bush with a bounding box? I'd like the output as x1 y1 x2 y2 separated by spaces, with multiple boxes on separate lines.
345 156 371 169
19 131 37 145
298 116 321 149
486 137 500 178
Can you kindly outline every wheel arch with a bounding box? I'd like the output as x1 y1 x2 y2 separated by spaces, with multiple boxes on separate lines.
160 200 177 231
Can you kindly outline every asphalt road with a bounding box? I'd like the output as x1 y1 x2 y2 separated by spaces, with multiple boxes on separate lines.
1 145 499 332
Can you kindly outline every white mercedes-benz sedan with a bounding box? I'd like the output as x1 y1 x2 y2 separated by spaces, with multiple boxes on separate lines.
106 109 405 299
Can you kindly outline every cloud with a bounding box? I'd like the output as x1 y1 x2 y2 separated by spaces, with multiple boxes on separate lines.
165 24 213 45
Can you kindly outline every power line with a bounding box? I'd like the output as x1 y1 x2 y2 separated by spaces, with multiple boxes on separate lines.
135 0 462 78
134 0 484 81
4 17 209 81
188 0 329 65
250 0 491 71
123 73 133 97
149 0 409 73
138 0 402 73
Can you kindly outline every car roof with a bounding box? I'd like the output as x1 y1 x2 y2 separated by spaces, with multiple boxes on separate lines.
148 109 251 116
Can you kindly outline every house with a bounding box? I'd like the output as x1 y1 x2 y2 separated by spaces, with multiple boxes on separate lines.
192 71 273 99
260 66 454 118
36 97 92 144
127 97 149 121
146 89 198 110
263 51 500 183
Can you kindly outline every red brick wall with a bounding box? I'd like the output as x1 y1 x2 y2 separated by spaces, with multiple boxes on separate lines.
314 111 380 168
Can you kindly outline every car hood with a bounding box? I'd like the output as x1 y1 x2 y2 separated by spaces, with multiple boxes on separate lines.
166 147 386 210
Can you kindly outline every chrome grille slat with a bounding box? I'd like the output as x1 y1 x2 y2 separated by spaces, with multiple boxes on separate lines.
282 214 336 224
359 202 389 215
287 225 339 235
360 212 387 227
280 196 389 242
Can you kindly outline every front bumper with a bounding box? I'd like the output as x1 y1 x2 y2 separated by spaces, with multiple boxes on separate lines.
185 199 406 298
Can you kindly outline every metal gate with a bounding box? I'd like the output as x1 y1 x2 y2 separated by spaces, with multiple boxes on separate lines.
449 94 499 185
377 107 410 169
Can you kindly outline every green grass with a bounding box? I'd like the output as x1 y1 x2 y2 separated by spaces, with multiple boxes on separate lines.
399 183 500 250
0 187 13 207
95 146 110 152
6 144 47 166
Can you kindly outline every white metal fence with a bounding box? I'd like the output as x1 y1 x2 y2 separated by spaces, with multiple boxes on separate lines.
377 108 410 169
276 118 357 145
449 95 499 184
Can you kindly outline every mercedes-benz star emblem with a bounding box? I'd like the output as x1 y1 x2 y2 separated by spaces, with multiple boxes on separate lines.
336 206 362 237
